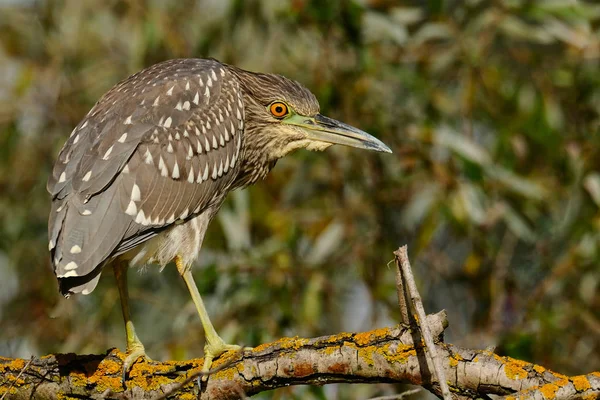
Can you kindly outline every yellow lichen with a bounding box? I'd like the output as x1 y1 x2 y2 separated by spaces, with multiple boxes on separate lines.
571 375 591 392
538 382 559 399
354 327 391 346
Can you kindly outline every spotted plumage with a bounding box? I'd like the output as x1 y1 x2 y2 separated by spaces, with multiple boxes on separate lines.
48 59 245 295
47 57 390 377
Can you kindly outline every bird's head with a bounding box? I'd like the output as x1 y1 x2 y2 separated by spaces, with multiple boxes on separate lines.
229 66 392 162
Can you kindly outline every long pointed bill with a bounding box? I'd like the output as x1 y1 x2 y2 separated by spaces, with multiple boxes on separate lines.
284 114 392 153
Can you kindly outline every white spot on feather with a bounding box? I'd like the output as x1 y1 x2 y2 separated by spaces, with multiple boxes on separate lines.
159 156 168 176
102 146 113 160
82 170 92 182
212 135 218 149
193 91 200 105
59 172 66 183
65 261 78 271
122 164 130 174
63 269 79 278
164 117 172 128
167 86 175 96
125 200 137 216
80 120 88 130
144 149 153 165
172 162 180 179
167 142 174 153
180 208 189 220
131 184 141 201
48 240 55 251
82 209 92 215
202 163 209 181
204 86 210 98
153 96 160 107
118 132 128 143
212 163 218 180
70 245 81 254
185 81 190 91
207 77 213 88
124 115 133 125
73 134 80 144
135 209 147 225
188 167 195 183
211 70 217 81
217 160 223 177
182 101 190 110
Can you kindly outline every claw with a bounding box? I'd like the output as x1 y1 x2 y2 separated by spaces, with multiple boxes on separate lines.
121 342 151 385
200 340 251 382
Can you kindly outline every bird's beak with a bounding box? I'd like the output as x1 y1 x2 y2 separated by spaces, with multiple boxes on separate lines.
285 114 392 153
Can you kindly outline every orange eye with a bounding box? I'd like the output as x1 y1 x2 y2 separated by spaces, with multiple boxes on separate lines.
269 102 289 118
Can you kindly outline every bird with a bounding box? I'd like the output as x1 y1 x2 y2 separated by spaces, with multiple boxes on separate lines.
47 58 391 378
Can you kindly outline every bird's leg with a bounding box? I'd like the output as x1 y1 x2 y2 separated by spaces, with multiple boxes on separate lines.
176 256 243 377
113 262 149 381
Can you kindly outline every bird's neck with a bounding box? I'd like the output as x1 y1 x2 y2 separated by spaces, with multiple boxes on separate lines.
232 121 279 188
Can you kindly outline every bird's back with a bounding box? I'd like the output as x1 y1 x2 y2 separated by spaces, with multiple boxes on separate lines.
48 59 245 296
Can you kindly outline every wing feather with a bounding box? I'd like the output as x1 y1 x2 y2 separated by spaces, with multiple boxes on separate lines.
47 59 245 296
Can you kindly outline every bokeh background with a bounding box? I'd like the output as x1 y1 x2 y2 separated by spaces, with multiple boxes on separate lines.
1 0 599 398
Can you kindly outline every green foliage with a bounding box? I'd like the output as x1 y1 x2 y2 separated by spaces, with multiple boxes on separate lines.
1 0 599 398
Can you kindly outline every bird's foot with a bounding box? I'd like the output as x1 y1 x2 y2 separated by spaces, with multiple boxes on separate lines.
201 338 252 381
121 341 151 384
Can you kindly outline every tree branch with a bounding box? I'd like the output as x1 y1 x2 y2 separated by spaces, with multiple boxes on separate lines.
1 311 598 399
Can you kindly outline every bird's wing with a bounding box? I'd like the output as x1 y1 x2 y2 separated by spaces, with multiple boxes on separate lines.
47 59 244 295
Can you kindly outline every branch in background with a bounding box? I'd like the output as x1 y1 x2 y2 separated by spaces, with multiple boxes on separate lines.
1 311 598 399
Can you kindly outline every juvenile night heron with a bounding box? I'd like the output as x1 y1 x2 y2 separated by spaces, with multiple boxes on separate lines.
47 58 391 377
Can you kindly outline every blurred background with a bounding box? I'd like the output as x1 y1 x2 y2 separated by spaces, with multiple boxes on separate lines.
1 0 599 398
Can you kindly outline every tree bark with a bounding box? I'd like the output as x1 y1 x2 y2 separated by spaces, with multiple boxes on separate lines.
1 311 598 400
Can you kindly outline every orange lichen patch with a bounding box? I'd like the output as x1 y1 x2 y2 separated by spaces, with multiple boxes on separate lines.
125 361 184 392
83 357 124 393
253 336 310 353
538 382 560 399
320 346 339 356
449 353 464 367
571 375 591 392
0 358 26 374
533 365 546 374
323 331 354 344
494 355 528 380
354 327 391 346
382 343 416 365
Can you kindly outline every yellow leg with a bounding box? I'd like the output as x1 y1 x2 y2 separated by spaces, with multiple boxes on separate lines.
175 256 245 377
114 262 150 381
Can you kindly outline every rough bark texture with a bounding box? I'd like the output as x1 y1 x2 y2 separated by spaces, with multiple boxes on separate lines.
1 312 598 400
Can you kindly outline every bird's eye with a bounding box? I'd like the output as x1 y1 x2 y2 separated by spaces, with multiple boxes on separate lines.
269 102 289 118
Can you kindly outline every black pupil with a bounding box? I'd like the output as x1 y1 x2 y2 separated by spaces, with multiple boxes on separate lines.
275 106 284 114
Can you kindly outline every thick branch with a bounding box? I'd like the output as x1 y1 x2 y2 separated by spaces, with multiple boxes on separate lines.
1 311 598 400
